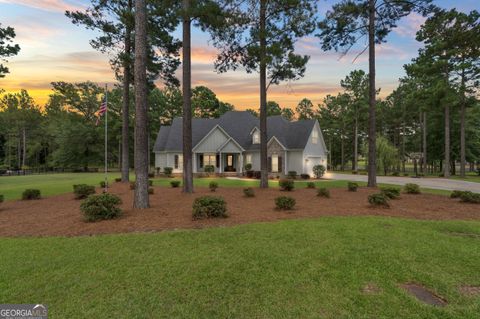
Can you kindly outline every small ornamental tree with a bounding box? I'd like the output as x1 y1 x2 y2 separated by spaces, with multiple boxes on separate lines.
313 165 326 178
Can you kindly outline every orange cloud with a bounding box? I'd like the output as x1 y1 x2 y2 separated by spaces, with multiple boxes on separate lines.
0 0 81 12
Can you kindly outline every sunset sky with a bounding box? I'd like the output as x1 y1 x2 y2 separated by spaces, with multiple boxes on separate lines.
0 0 478 109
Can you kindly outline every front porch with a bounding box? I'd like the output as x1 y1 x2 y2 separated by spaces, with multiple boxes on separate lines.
194 152 243 175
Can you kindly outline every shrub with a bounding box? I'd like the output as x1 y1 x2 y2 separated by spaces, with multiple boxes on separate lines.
129 182 135 190
275 196 296 210
313 164 326 178
192 196 227 219
347 182 358 192
148 180 153 186
81 193 122 222
244 163 252 171
253 171 261 179
287 171 297 179
368 193 390 208
148 188 154 195
245 170 254 178
392 171 400 177
306 182 315 189
0 194 4 203
204 165 215 174
317 188 330 198
352 170 358 175
459 191 480 204
279 178 294 191
99 181 108 188
477 168 480 176
300 174 310 179
209 181 219 192
243 187 255 197
73 184 96 200
451 190 466 199
164 167 173 177
115 178 122 183
380 187 400 199
404 183 421 194
22 189 41 200
148 173 154 178
170 180 181 188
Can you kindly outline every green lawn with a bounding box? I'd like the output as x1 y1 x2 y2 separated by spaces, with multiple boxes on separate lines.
1 217 479 318
0 173 453 200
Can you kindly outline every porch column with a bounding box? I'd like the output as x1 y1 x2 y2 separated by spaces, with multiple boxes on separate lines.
193 153 197 173
284 150 288 175
219 152 222 173
239 153 243 174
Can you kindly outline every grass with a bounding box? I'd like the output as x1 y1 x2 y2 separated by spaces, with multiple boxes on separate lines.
0 173 454 201
0 216 479 318
334 169 480 183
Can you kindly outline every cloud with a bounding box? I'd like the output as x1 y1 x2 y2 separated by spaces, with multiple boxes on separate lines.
394 13 426 38
0 0 81 12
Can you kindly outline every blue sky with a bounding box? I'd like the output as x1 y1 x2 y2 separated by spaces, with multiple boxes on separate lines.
0 0 478 108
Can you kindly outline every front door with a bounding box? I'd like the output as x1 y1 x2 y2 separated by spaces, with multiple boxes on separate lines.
224 154 236 172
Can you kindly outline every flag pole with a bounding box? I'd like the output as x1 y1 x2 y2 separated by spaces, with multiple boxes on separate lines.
104 84 108 192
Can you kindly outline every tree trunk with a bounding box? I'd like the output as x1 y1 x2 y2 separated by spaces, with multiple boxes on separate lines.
459 69 466 177
133 0 149 209
121 0 132 183
259 0 268 188
352 112 358 172
444 103 450 178
367 0 377 187
22 127 26 168
182 0 194 193
422 111 427 175
340 134 345 171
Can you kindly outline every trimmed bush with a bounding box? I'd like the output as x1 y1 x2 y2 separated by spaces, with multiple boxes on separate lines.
99 181 108 188
368 193 390 208
306 182 316 189
115 178 122 183
244 163 252 171
347 182 358 192
73 184 95 200
81 193 122 222
391 171 400 177
148 188 154 195
287 171 297 179
192 196 227 219
313 164 326 178
300 174 310 179
204 165 215 174
209 181 219 192
275 196 296 210
380 187 400 199
170 180 181 188
459 191 480 204
164 167 173 177
243 187 255 197
317 188 330 198
279 178 295 191
451 190 466 198
404 183 421 194
22 189 41 200
148 180 153 186
0 194 4 203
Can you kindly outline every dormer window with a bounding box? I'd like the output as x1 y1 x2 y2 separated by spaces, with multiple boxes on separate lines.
252 130 260 144
312 130 318 144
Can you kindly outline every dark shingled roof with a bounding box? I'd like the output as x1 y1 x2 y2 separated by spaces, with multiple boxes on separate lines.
153 111 316 152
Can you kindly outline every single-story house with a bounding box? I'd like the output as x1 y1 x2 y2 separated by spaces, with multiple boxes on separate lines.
153 111 328 177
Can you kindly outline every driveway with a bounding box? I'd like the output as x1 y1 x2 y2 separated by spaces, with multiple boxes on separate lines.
325 172 480 193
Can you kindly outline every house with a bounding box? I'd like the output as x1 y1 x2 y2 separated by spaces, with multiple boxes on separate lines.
153 111 328 177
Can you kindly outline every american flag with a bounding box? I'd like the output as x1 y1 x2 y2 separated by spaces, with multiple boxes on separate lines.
95 97 107 126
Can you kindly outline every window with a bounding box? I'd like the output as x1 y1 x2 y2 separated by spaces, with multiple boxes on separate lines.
252 130 260 144
174 154 183 169
312 130 318 144
204 153 216 167
246 154 252 164
271 154 279 173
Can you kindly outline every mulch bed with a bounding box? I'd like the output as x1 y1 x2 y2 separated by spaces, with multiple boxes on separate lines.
0 184 479 237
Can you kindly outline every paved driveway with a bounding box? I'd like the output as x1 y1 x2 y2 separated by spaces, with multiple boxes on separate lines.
325 172 480 193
